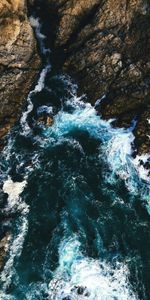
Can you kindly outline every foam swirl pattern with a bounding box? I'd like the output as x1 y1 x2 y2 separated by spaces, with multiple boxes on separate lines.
0 15 150 300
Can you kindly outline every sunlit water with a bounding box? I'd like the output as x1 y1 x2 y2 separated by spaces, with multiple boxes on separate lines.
0 14 150 300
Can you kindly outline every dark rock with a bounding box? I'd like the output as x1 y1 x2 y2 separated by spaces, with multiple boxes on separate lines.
77 286 85 295
0 0 41 149
37 114 54 127
0 232 11 271
0 190 7 209
0 0 41 271
45 0 150 159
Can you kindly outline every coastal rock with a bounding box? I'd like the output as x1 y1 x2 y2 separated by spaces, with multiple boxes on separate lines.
37 114 54 127
46 0 150 157
0 0 41 149
0 232 11 271
0 0 41 270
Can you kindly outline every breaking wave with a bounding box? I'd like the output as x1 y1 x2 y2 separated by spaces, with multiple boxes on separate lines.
0 9 149 300
48 236 138 300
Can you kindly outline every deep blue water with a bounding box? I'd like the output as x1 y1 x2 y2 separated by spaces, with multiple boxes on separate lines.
0 14 150 300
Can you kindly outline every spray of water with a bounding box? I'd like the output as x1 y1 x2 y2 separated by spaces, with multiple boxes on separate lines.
48 236 138 300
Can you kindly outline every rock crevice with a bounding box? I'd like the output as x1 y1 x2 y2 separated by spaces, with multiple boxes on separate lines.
0 0 41 270
0 0 41 149
44 0 150 157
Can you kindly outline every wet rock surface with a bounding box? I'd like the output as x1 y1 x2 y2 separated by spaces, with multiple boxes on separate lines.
0 0 41 149
0 0 150 276
44 0 150 157
0 232 11 271
0 0 41 270
37 114 54 127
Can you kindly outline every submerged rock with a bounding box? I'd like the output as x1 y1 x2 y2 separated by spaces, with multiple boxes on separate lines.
45 0 150 158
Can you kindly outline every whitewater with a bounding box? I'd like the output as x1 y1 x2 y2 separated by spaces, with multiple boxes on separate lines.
0 14 150 300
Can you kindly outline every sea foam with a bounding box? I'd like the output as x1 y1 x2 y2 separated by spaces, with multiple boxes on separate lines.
3 177 27 210
41 77 150 212
48 236 138 300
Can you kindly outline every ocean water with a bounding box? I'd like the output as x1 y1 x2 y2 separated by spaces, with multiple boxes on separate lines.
0 14 150 300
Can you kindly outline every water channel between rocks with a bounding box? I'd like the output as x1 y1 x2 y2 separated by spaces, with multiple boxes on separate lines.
0 13 150 300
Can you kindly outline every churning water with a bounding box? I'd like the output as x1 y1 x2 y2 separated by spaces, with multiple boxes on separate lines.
0 14 150 300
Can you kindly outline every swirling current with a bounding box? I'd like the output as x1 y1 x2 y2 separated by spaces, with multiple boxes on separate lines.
0 14 150 300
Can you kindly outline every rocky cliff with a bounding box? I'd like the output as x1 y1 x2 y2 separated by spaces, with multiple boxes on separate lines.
45 0 150 159
0 0 41 270
0 0 41 149
0 0 149 271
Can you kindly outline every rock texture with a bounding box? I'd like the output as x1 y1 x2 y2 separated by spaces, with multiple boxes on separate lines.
45 0 150 157
0 0 41 270
0 0 41 149
0 232 10 271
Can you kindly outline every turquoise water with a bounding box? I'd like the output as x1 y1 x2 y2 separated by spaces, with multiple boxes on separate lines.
0 14 150 300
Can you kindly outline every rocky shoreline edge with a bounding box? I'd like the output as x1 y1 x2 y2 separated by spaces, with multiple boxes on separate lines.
0 0 41 271
0 0 149 271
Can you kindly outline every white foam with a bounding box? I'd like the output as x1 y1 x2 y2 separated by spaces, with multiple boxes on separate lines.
20 15 51 136
30 16 41 31
0 175 29 293
19 69 150 196
0 177 29 299
48 236 138 300
0 213 29 291
1 177 29 294
20 64 51 135
29 16 51 57
41 77 150 212
37 105 53 115
0 292 14 300
3 177 27 210
30 16 46 41
133 154 150 182
105 131 134 181
35 65 50 92
94 94 106 109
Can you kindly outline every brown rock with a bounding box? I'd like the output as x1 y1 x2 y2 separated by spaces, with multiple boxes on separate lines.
0 0 41 270
46 116 54 127
37 114 54 127
0 0 41 147
46 0 150 157
0 232 11 271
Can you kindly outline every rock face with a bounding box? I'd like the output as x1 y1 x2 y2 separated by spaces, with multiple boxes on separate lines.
46 0 150 157
0 233 10 271
0 0 41 270
0 0 41 149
